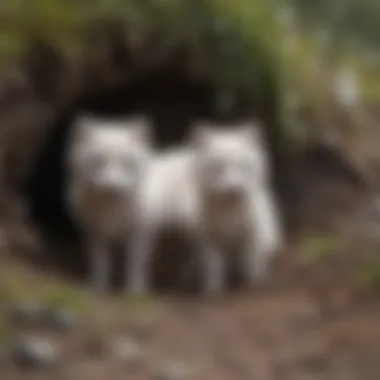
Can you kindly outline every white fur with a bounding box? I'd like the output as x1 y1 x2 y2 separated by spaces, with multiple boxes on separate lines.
131 122 283 295
66 114 152 292
127 148 199 293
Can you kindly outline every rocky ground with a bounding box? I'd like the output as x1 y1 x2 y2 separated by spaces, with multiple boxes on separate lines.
1 181 380 380
2 289 380 380
1 228 380 380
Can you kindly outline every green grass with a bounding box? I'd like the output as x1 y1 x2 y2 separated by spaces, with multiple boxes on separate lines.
299 233 343 264
0 283 92 316
0 315 19 345
355 260 380 290
0 261 95 345
0 282 92 346
122 291 157 306
40 284 93 315
0 0 376 147
0 261 93 318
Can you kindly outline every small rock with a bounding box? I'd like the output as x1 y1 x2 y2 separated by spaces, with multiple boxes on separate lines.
9 300 44 327
113 338 143 369
156 361 189 380
43 309 77 332
13 337 60 369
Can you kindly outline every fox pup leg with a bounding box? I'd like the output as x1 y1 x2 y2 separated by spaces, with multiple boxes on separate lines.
199 241 226 296
125 228 155 294
87 236 111 293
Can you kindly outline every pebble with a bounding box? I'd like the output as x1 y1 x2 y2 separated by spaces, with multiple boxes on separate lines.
113 338 143 369
9 300 44 328
13 337 60 369
43 309 77 332
156 360 189 380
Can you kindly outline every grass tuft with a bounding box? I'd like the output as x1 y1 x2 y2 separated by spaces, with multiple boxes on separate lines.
299 233 343 263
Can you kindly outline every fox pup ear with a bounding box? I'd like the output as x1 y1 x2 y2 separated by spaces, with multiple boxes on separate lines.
128 115 153 145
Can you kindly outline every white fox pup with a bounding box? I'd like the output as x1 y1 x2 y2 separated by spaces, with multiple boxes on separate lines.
66 114 152 292
131 121 283 295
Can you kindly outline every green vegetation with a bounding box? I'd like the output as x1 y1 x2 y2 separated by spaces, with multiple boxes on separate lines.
355 260 380 290
0 0 378 149
289 0 380 52
0 0 278 82
299 233 343 263
0 314 19 345
123 291 158 307
0 260 92 315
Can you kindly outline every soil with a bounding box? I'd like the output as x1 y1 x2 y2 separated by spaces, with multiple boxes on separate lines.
2 290 380 380
1 235 380 380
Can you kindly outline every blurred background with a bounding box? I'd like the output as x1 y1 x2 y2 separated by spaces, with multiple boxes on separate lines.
0 1 379 379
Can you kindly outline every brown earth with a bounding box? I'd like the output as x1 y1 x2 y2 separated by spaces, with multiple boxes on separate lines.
1 223 380 380
2 289 380 380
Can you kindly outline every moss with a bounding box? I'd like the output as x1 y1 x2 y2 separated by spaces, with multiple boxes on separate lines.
355 260 380 290
0 261 92 317
0 316 19 345
0 0 375 163
39 284 93 315
0 1 279 103
122 292 158 309
299 233 343 263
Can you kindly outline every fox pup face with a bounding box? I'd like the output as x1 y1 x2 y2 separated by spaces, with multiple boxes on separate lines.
191 121 267 199
71 115 152 194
